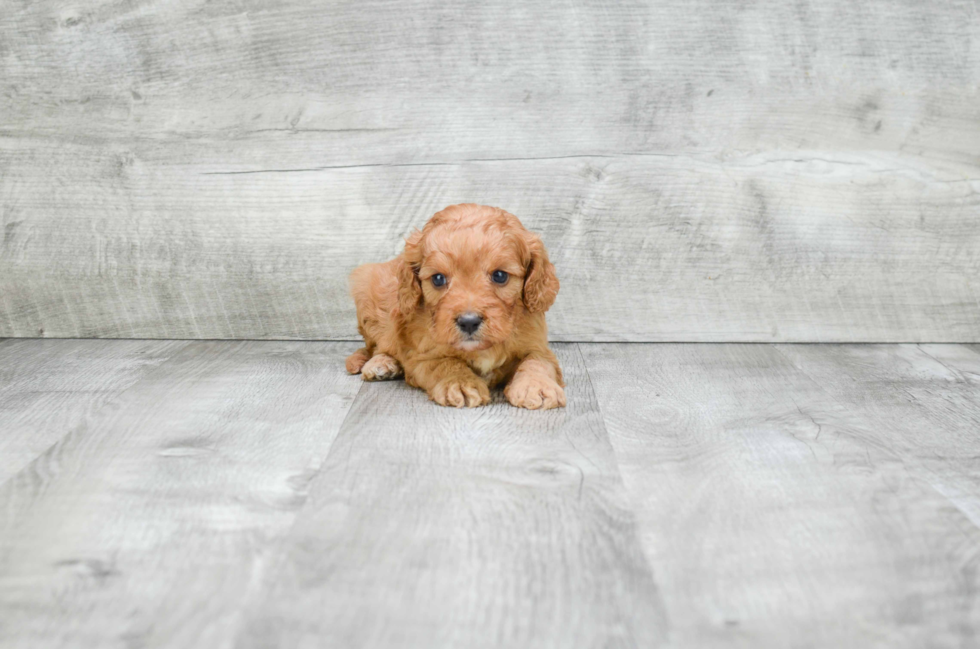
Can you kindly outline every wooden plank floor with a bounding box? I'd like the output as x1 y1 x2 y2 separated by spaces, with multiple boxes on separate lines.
1 341 979 648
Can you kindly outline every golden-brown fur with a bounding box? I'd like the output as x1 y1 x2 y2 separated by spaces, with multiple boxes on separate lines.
346 204 565 409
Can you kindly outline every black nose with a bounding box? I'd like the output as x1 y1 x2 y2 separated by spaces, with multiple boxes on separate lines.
456 312 483 335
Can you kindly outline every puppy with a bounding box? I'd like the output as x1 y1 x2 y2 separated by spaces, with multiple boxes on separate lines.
346 204 565 409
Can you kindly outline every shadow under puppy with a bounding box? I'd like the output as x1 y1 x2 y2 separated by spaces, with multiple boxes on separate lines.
346 203 565 409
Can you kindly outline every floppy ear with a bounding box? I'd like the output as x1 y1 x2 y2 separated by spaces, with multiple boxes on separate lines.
522 233 559 313
397 229 424 315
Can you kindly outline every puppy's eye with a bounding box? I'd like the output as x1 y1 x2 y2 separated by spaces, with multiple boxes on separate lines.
431 273 447 288
491 270 509 284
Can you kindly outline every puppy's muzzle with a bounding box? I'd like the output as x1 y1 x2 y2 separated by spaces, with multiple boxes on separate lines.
456 312 483 336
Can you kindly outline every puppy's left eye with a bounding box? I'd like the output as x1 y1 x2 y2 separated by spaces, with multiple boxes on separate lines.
491 270 509 284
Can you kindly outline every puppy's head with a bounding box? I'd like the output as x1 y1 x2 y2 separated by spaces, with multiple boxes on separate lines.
398 204 559 352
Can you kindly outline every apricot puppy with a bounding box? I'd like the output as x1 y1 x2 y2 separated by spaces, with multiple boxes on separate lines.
346 203 565 409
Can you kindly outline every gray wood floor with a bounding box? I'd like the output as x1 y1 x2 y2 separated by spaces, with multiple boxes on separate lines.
1 340 979 648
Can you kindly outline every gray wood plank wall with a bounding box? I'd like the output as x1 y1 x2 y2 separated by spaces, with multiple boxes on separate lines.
1 0 978 341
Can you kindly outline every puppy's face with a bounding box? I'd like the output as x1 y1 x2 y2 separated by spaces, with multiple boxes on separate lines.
398 205 559 352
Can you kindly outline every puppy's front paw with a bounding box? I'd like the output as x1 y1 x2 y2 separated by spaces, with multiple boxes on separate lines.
361 354 403 381
431 375 491 408
346 349 370 374
505 374 566 410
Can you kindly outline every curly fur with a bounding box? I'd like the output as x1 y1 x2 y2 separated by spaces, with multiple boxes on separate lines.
346 204 565 409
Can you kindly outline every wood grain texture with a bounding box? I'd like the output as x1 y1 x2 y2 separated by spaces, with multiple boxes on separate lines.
0 338 187 484
2 340 980 647
1 0 979 341
581 343 980 648
0 341 361 649
776 343 980 527
237 344 666 649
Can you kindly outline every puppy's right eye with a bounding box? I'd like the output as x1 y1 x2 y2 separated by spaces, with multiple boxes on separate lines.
431 273 447 288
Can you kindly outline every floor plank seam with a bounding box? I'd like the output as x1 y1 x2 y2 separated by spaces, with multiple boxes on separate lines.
223 371 372 648
221 375 387 648
572 342 667 587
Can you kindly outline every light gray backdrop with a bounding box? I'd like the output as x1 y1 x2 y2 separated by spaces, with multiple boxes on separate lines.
1 0 978 341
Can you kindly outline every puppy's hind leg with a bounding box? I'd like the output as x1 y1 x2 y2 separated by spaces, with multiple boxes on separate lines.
361 353 403 381
346 347 373 374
